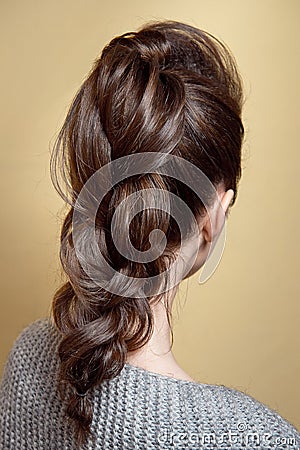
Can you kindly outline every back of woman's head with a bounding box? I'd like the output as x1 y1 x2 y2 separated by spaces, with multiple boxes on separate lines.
50 19 244 445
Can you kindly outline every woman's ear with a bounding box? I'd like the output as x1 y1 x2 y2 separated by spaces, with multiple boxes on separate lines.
202 189 234 243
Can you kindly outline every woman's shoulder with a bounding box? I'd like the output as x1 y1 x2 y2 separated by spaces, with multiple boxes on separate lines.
119 363 300 447
0 319 74 449
4 317 60 354
9 316 58 343
1 318 61 385
190 380 300 448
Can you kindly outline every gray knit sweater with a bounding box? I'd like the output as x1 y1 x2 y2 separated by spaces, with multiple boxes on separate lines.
0 319 299 449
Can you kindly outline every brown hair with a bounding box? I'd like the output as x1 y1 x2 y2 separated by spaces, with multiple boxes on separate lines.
50 19 244 445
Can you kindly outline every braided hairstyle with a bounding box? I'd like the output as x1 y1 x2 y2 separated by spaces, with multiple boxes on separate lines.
50 20 244 445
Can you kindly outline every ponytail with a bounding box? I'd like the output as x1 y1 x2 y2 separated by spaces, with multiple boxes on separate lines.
50 19 244 445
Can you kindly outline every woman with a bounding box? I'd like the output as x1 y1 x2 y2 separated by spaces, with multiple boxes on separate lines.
0 20 299 449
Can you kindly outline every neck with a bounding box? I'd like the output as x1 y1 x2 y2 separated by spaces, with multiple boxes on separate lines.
125 286 195 382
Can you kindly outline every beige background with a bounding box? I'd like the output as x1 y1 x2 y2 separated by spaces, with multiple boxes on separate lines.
1 0 299 431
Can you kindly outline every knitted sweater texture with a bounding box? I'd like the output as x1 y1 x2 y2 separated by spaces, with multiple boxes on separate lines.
0 319 299 449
